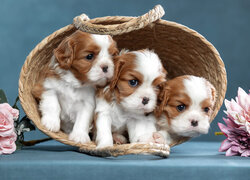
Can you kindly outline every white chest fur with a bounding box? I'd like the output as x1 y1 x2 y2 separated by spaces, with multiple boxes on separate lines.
40 73 95 144
95 97 157 148
43 77 95 122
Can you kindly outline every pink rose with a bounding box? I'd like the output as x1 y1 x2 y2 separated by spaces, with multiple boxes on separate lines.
0 103 19 119
0 132 17 154
0 103 19 137
0 103 19 154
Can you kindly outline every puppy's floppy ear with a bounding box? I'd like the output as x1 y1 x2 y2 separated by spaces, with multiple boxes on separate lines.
109 55 125 91
205 80 217 107
161 66 168 77
54 38 74 69
113 47 119 56
108 35 119 56
32 83 44 101
155 82 170 118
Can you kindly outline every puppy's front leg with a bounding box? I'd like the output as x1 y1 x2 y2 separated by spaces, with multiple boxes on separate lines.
157 130 172 145
127 118 157 143
94 97 113 148
95 112 113 148
40 90 61 132
69 102 93 144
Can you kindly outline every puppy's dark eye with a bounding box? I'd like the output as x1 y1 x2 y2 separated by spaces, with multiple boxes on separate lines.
177 104 186 112
129 79 138 87
86 54 94 60
112 51 119 56
156 85 161 90
204 107 210 113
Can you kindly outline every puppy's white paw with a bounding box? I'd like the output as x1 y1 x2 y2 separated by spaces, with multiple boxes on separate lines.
96 138 113 149
136 132 166 145
69 132 91 144
152 132 166 144
41 115 60 132
112 133 127 145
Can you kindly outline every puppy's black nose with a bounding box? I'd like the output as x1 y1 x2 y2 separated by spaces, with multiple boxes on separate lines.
142 97 149 105
191 120 198 127
102 66 108 73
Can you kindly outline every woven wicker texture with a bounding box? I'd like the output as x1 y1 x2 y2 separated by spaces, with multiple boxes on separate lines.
18 5 227 157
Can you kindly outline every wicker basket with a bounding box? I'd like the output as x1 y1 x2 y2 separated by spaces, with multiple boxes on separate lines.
18 5 227 157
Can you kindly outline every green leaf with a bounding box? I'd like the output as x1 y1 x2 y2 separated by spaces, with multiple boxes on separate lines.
15 133 24 150
12 96 20 111
16 116 36 135
12 96 20 122
0 89 8 103
15 141 23 150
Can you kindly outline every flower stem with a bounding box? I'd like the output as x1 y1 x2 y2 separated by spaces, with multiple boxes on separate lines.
214 132 224 136
21 137 52 146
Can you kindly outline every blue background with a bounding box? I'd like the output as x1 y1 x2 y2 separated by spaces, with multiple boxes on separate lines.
0 0 249 141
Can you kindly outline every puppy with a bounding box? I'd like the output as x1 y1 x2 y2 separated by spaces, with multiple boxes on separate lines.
32 30 118 144
94 49 167 148
156 75 216 145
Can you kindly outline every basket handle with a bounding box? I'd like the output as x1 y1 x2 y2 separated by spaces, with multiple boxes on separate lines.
73 5 165 35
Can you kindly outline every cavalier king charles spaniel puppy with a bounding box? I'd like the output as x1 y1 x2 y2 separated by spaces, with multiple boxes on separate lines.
32 30 118 144
94 49 167 148
155 75 217 145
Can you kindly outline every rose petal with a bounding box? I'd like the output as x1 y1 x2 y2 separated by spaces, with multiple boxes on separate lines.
0 133 17 154
0 103 12 112
0 103 19 120
0 109 13 123
0 105 16 138
11 109 19 120
0 127 13 137
1 143 16 154
0 132 17 143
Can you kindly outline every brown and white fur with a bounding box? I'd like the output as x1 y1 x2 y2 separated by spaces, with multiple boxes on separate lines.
155 75 217 145
32 30 118 144
94 49 167 148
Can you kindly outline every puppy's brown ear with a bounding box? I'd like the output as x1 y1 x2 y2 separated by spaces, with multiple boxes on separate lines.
113 47 119 56
108 36 119 56
32 83 43 101
206 80 217 108
54 38 74 69
155 82 170 118
162 66 168 77
109 56 125 91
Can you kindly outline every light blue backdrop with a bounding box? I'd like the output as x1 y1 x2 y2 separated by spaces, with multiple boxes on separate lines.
0 0 249 141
